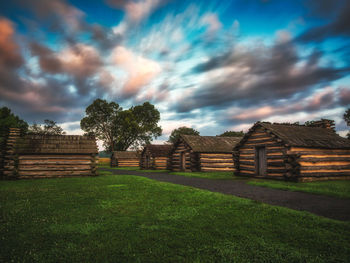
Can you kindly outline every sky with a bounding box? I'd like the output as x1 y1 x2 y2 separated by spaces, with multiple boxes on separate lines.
0 0 349 149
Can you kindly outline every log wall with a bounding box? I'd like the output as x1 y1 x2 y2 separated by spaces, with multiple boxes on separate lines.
199 153 234 172
171 141 193 171
2 128 98 179
115 158 140 167
288 147 350 181
237 127 286 179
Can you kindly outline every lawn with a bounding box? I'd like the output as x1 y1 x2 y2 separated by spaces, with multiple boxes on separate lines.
247 179 350 199
1 171 349 262
169 171 240 180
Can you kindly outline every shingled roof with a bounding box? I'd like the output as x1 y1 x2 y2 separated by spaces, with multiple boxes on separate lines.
247 122 350 149
15 134 98 154
181 135 242 153
142 144 173 157
112 151 140 159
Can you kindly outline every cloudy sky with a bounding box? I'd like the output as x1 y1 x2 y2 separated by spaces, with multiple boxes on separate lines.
0 0 349 147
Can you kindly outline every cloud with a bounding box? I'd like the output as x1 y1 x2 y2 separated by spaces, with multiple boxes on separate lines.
174 34 349 113
297 0 350 42
111 46 161 97
201 13 222 37
109 0 162 23
0 18 23 69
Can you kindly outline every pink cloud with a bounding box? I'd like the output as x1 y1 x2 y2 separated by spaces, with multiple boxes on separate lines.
111 46 161 97
0 17 23 68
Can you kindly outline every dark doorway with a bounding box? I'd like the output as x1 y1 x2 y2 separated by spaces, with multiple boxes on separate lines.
255 146 267 176
146 155 151 168
180 152 186 171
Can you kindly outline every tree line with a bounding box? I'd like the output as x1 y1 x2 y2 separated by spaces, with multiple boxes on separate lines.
1 101 349 152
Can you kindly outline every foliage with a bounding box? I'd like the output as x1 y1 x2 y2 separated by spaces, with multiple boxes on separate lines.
168 126 199 144
0 173 349 262
0 106 28 133
81 99 162 151
218 130 245 137
247 179 350 199
28 119 66 135
344 108 350 139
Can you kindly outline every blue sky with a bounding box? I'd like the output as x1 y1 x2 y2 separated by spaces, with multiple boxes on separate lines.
0 0 349 147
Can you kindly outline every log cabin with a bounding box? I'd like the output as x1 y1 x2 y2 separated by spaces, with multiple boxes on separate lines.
171 135 242 172
110 151 140 167
1 128 98 179
140 144 173 170
233 120 350 182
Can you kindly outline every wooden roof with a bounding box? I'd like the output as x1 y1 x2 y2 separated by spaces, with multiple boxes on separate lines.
112 151 140 159
142 144 173 157
15 134 98 154
236 122 350 149
181 135 242 153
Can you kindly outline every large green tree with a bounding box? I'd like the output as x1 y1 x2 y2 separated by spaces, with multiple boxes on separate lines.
218 130 245 137
80 99 162 151
0 107 28 133
168 126 200 144
28 119 66 135
344 108 350 139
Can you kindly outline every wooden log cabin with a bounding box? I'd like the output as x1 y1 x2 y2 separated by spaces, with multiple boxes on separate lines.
233 120 350 182
140 144 173 170
1 128 98 179
110 151 140 167
171 135 242 172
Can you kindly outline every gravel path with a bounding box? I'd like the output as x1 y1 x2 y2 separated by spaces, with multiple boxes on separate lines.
100 168 350 221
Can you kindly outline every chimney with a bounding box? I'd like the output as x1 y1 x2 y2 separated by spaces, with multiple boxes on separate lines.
307 119 335 132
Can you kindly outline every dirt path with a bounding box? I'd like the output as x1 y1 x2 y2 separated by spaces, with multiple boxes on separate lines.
100 168 350 221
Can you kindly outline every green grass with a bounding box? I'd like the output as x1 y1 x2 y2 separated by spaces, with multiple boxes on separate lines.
142 169 170 173
1 172 349 262
169 171 242 180
247 179 350 199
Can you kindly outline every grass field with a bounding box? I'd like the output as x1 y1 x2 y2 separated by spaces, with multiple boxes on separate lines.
169 171 240 180
247 179 350 199
1 171 349 262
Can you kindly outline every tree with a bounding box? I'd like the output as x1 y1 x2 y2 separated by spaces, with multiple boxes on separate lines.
80 99 162 151
28 119 66 135
218 130 244 137
168 126 200 144
344 108 350 139
0 106 28 133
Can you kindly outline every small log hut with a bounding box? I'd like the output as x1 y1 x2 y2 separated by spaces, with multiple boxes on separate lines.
1 128 98 179
140 144 173 170
233 120 350 182
171 135 242 172
110 151 140 167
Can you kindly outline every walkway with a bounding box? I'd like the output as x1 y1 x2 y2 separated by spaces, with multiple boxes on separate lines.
100 168 350 221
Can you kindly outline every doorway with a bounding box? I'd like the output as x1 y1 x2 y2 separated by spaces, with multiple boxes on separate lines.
180 152 186 171
255 146 266 176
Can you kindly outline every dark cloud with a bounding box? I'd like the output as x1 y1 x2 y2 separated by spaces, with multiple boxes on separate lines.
297 0 350 42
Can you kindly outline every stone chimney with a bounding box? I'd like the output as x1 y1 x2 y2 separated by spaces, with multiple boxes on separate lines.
307 119 336 132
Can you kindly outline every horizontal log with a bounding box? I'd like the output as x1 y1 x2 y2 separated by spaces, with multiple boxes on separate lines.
300 165 350 171
201 163 234 168
200 159 234 164
201 167 233 172
200 154 232 158
19 165 92 171
239 172 255 177
302 169 350 173
18 170 93 176
245 139 275 145
19 160 92 165
290 147 349 153
300 157 350 162
300 161 350 166
18 155 93 159
267 168 286 173
240 161 254 166
267 162 285 167
240 166 255 171
267 173 285 177
300 172 350 177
